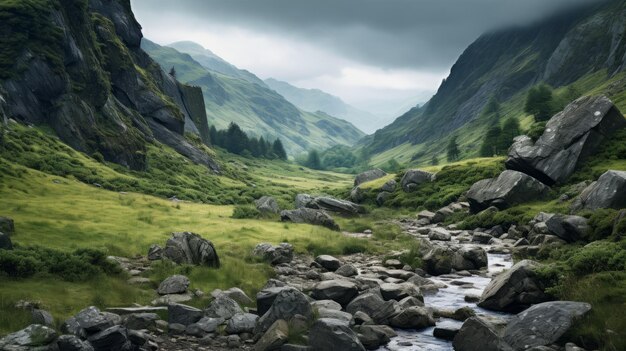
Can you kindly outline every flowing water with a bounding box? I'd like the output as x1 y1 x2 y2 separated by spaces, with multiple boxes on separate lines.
379 251 513 350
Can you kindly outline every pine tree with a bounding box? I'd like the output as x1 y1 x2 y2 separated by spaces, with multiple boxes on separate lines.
525 84 555 121
497 117 521 154
306 150 322 170
272 139 287 160
169 66 176 78
208 125 218 146
225 122 249 155
479 125 502 157
447 136 460 162
430 155 439 165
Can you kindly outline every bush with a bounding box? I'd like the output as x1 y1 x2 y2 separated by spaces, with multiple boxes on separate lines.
0 246 121 281
458 207 533 231
583 209 618 241
231 205 261 219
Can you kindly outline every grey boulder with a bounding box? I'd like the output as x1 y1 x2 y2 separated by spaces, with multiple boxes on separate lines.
346 293 399 325
87 325 129 351
306 196 364 215
0 216 14 236
254 288 313 335
467 170 549 213
389 306 435 329
0 232 12 250
311 280 359 306
503 301 591 350
0 324 57 349
280 208 339 230
309 318 365 351
168 303 203 326
354 324 396 350
401 169 435 192
162 232 220 267
255 196 280 214
225 313 258 334
506 95 626 185
256 286 292 317
354 169 387 186
205 295 243 320
253 242 294 265
479 260 549 312
336 264 359 277
157 275 190 295
571 170 626 211
545 214 589 242
453 317 512 351
379 283 423 302
315 255 342 271
57 334 95 351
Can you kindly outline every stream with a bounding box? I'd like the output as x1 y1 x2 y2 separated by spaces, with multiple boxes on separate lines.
379 251 513 350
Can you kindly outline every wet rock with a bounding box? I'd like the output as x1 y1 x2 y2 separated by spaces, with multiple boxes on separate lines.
472 232 493 244
503 301 591 349
254 288 313 335
379 283 422 302
168 304 203 326
255 319 289 351
479 260 549 312
280 208 339 230
0 324 57 349
453 317 512 351
506 96 626 185
571 170 626 211
253 243 294 265
309 318 365 351
355 169 387 186
255 196 280 214
162 232 220 267
206 295 243 320
311 280 359 306
433 321 462 341
422 242 487 275
225 313 258 334
467 170 549 213
315 255 342 271
389 306 435 329
157 275 190 295
545 214 589 242
346 293 399 325
401 169 435 192
354 324 396 350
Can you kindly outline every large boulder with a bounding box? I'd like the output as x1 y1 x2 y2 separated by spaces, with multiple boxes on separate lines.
571 170 626 211
295 194 314 208
225 313 258 334
315 255 342 271
478 260 549 312
168 303 203 326
379 283 423 302
306 196 364 215
255 196 280 214
422 242 488 275
254 288 313 335
280 208 339 230
354 169 387 186
205 295 243 320
0 216 14 235
162 232 220 267
506 96 626 185
254 319 289 351
0 324 57 349
545 214 589 242
400 169 434 192
467 170 549 213
0 231 13 250
353 325 396 350
87 325 129 351
388 306 435 329
453 317 512 351
57 334 95 351
346 293 399 325
503 301 591 350
61 306 118 337
311 280 359 306
253 243 294 265
309 318 365 351
157 275 190 295
256 286 292 317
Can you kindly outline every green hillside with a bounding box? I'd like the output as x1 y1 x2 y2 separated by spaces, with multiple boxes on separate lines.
142 40 365 156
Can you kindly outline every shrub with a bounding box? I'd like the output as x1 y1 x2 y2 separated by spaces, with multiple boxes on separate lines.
583 209 618 241
231 205 260 219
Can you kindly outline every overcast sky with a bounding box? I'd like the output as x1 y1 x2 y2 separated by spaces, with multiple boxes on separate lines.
131 0 592 116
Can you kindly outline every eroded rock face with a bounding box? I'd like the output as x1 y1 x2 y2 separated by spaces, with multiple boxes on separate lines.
280 208 339 230
400 169 435 192
162 232 220 267
571 170 626 211
309 318 365 351
466 170 549 213
503 301 591 350
506 96 626 185
355 169 387 186
254 288 313 335
478 260 549 312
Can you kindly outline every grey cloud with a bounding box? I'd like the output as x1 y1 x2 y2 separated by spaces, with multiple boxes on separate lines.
131 0 597 70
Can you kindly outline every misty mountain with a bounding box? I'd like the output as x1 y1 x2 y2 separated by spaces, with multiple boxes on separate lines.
142 40 365 155
264 78 382 134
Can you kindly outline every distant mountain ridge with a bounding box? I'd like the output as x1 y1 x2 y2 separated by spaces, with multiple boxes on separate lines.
264 78 381 134
360 0 626 166
142 40 365 155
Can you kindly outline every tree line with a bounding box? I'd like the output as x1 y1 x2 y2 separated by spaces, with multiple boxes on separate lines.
209 122 287 160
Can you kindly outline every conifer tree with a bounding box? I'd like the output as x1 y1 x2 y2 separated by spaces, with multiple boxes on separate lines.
272 139 287 160
447 136 460 162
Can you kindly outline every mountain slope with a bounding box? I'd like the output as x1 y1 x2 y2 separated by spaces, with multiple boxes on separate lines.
142 40 365 155
264 78 381 134
0 0 218 172
361 0 626 166
168 41 266 86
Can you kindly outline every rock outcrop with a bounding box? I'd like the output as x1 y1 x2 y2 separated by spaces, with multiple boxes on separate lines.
400 169 435 192
161 232 220 267
466 170 549 213
309 318 365 351
252 243 294 265
354 169 387 186
280 208 339 230
571 170 626 211
506 96 626 185
255 196 280 214
306 196 364 215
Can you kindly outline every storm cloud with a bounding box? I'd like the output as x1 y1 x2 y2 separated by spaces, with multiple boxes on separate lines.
130 0 597 116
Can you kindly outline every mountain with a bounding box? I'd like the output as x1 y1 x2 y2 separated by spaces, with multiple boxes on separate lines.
0 0 218 172
142 40 365 155
360 0 626 166
168 41 266 86
264 78 383 134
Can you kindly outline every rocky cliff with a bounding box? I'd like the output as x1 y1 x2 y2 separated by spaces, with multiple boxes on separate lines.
0 0 218 172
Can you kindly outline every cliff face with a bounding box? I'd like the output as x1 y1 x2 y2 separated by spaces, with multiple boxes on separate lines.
362 0 626 158
0 0 217 172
